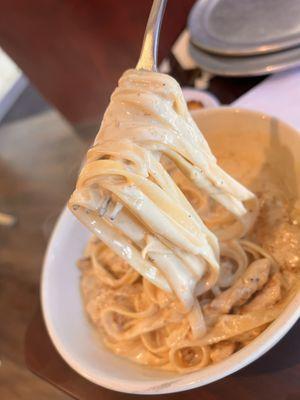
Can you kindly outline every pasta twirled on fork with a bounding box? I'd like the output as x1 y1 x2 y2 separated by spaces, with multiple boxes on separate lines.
69 69 257 309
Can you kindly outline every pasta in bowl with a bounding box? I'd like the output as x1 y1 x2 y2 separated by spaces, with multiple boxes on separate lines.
42 101 300 392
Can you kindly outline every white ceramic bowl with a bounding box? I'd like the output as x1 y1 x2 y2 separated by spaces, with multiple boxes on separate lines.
42 108 300 394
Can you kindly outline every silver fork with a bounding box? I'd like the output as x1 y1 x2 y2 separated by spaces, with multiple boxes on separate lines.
100 0 168 220
136 0 168 72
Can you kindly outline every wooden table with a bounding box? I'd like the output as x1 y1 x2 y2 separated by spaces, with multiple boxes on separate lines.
0 112 88 400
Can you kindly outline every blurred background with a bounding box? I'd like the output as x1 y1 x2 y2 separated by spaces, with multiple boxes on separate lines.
0 0 195 128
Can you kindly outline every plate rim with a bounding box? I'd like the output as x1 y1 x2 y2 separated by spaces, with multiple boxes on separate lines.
188 0 300 56
188 41 300 77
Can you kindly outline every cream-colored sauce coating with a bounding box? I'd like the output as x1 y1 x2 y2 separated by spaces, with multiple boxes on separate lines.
79 140 300 372
69 69 257 310
69 69 299 372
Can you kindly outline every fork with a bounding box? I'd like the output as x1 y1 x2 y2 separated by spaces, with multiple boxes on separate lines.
136 0 168 72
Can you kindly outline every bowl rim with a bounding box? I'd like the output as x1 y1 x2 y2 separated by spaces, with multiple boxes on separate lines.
41 107 300 394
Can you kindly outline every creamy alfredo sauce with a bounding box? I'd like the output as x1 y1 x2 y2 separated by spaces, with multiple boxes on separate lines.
77 111 300 372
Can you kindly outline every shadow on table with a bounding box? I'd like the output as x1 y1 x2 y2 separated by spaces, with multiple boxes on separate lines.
238 321 300 376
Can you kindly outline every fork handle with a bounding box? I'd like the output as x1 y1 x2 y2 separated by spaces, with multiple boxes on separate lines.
136 0 168 71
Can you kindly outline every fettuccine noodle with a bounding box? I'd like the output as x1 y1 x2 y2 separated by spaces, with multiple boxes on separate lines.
69 69 300 372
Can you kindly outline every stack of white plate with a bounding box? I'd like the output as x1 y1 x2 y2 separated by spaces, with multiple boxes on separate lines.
188 0 300 77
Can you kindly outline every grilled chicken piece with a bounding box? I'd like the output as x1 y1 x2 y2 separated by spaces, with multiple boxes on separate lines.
210 258 271 313
210 341 236 363
242 273 281 312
